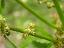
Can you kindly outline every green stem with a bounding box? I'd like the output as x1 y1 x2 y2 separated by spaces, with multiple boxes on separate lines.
4 35 17 48
10 27 54 42
0 7 2 14
16 0 57 29
52 0 64 27
29 33 54 42
10 27 24 33
0 0 2 14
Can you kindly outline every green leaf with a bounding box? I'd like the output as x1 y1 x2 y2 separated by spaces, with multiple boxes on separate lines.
35 26 54 42
32 41 52 48
19 36 33 48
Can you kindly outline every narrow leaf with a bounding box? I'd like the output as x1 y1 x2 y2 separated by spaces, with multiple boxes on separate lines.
19 36 33 48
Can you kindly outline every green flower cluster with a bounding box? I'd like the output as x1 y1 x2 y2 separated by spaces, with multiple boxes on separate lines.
37 0 55 8
0 15 10 36
23 22 36 38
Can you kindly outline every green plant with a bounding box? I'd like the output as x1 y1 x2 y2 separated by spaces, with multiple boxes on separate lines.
0 0 64 48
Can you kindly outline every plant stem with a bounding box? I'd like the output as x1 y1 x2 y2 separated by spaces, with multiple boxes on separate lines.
10 27 54 42
4 35 17 48
16 0 57 29
52 0 64 27
0 5 2 14
0 1 2 14
29 33 54 42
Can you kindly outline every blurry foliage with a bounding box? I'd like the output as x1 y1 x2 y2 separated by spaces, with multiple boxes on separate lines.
32 41 51 48
0 0 64 48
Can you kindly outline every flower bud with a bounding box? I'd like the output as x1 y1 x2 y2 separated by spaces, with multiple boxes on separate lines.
46 2 55 9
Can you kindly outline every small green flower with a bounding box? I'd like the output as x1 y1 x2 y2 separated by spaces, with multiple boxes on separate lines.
46 2 55 8
0 15 6 21
24 22 36 32
37 0 47 4
37 0 43 4
23 21 36 38
43 0 47 3
0 15 10 36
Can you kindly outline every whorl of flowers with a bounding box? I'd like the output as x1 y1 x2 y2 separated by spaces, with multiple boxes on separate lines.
0 15 10 36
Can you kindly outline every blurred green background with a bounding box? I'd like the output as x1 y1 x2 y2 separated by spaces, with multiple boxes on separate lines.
0 0 64 48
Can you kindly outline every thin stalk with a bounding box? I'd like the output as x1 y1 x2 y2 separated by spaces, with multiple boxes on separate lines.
16 0 57 29
0 6 2 14
10 27 24 33
0 2 2 14
10 27 54 42
29 33 54 42
4 35 17 48
52 0 64 27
